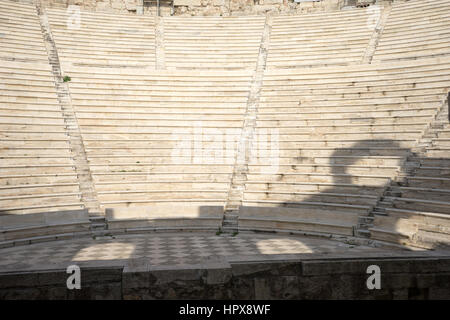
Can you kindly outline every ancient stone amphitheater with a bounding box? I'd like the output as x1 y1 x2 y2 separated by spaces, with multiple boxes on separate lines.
0 0 450 299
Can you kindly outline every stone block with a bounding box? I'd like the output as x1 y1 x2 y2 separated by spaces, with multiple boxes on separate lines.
231 261 279 277
418 273 450 289
79 267 123 284
90 283 123 299
254 278 270 299
381 273 416 289
0 288 43 300
323 0 341 11
96 1 112 11
229 277 255 299
202 262 232 285
174 0 202 6
301 258 450 276
266 276 300 299
106 204 223 221
407 287 429 300
0 272 40 289
212 0 225 5
122 261 151 289
392 288 409 300
297 275 334 299
37 271 67 286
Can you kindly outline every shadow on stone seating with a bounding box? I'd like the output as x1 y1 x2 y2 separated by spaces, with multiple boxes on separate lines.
237 139 450 250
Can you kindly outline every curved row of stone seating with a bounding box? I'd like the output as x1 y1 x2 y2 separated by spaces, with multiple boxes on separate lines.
1 0 449 247
46 7 156 67
163 16 265 70
62 65 254 232
0 0 48 63
239 57 450 240
0 60 90 245
371 105 450 248
266 9 374 69
373 0 450 62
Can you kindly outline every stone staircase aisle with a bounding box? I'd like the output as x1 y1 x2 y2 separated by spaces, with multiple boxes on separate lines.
222 16 273 234
361 2 391 64
155 16 166 70
35 1 107 235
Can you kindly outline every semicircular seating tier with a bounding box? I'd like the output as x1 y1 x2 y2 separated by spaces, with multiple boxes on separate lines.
162 15 266 70
62 65 253 233
372 0 450 62
241 57 450 248
0 0 450 249
0 59 90 244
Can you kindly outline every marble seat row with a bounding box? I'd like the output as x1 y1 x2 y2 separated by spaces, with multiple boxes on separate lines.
46 7 156 67
163 16 266 70
373 0 450 62
266 9 375 68
371 106 450 248
3 0 450 71
0 0 48 63
62 65 254 231
239 57 450 239
0 0 449 247
0 60 89 244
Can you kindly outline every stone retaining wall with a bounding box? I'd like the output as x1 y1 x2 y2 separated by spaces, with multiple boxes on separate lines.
1 253 449 299
35 0 395 16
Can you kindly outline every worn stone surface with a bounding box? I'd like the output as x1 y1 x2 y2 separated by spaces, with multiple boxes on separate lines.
40 0 354 15
0 232 447 299
0 232 387 269
0 267 123 299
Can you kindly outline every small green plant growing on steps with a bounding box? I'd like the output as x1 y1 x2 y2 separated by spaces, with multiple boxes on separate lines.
63 75 71 82
232 232 238 237
216 228 223 236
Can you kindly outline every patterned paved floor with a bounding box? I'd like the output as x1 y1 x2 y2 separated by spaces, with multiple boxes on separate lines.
0 232 398 270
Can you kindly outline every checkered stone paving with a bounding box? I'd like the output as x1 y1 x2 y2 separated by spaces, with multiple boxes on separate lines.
0 232 403 270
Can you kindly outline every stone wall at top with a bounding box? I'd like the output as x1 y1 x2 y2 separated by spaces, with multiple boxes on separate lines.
172 0 346 16
37 0 393 16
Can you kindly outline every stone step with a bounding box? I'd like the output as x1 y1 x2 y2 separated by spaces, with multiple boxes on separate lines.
373 207 387 216
355 229 371 238
221 226 238 234
385 191 402 197
91 223 106 230
222 220 236 227
89 216 106 222
358 215 374 223
87 211 105 218
224 216 239 222
225 204 240 210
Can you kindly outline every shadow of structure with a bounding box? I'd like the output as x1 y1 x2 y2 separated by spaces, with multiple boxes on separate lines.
1 138 449 253
238 138 450 250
